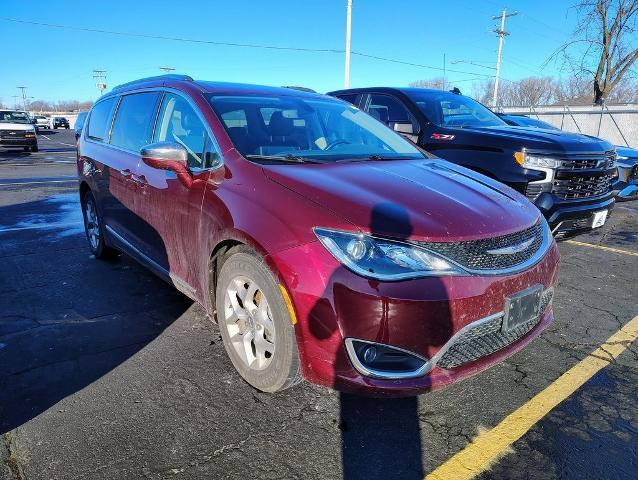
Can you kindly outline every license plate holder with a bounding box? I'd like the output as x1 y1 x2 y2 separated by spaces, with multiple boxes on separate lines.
592 210 608 229
502 285 543 332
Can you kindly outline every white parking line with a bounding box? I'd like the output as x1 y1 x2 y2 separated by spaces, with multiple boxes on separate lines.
39 134 76 147
0 180 77 186
0 221 82 233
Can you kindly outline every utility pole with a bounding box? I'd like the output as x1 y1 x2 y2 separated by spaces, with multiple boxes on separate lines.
344 0 353 88
93 69 107 96
17 86 28 111
159 66 175 73
443 53 446 90
492 10 517 109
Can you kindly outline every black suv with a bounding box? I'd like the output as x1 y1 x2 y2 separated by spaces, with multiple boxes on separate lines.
328 87 616 237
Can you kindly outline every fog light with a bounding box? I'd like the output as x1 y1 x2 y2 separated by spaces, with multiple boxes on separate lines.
345 339 429 379
362 345 377 363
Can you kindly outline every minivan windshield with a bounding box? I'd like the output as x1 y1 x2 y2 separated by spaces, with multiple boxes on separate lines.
208 94 424 163
405 91 506 128
0 111 32 124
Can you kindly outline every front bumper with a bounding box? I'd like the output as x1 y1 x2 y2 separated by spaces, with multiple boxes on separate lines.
0 137 37 148
269 238 560 396
533 193 615 238
614 164 638 201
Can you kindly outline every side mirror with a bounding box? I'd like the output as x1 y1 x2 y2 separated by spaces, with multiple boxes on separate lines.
140 142 193 188
393 121 420 136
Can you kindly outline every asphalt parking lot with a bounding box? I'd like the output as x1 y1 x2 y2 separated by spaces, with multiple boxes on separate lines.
1 130 637 480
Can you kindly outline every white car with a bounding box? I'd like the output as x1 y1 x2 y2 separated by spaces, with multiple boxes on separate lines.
0 110 38 152
34 115 50 131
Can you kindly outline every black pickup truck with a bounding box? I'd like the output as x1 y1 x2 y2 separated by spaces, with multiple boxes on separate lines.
328 87 616 238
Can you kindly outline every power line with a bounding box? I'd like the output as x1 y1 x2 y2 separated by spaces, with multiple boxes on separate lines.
0 16 499 79
93 70 107 96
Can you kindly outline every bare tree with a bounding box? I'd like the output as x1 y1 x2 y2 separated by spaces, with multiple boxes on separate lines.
556 0 638 104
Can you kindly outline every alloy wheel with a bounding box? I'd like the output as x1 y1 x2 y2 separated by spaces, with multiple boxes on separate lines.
223 276 276 370
84 199 100 250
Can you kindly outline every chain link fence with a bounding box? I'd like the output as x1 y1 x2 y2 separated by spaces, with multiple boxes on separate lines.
500 104 638 149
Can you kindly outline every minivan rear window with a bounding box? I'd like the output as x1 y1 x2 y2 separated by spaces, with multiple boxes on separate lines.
110 92 160 152
87 97 118 142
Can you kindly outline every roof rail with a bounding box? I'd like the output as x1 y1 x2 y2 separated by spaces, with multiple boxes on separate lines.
282 85 317 93
111 74 194 92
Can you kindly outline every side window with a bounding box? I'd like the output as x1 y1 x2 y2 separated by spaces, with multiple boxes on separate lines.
220 109 247 128
155 93 209 168
335 94 358 106
110 92 160 152
367 94 417 129
87 97 117 142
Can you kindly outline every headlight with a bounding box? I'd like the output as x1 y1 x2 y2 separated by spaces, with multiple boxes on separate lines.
514 151 561 169
314 228 464 280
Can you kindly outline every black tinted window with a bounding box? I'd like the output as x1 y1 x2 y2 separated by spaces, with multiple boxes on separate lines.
110 92 160 152
336 94 358 105
87 97 117 141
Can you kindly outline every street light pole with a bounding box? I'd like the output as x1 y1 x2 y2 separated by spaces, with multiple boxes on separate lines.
492 10 517 109
344 0 353 88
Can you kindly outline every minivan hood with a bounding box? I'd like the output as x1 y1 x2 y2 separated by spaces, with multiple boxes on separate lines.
264 159 540 242
0 123 34 131
450 125 612 153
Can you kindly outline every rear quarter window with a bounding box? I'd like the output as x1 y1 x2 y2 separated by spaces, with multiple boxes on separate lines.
87 97 118 142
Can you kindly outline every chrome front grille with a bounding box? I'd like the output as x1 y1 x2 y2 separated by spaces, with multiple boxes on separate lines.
525 183 544 202
0 130 26 139
552 173 614 199
416 221 545 272
437 288 554 369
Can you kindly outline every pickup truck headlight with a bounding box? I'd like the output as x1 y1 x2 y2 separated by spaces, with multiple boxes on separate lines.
514 151 561 169
314 228 464 280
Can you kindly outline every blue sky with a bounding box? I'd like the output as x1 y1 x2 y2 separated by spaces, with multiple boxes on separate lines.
1 0 578 104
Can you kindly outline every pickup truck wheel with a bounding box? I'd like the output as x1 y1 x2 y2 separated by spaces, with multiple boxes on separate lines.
23 146 29 152
30 145 38 153
216 247 301 392
81 191 117 259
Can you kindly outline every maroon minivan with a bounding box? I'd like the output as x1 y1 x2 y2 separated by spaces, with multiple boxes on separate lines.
77 75 560 395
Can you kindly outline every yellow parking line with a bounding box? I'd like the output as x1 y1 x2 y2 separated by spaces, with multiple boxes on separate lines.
565 240 638 257
425 314 638 480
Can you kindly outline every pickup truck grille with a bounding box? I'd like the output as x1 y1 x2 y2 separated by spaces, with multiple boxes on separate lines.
416 221 545 272
0 130 26 139
552 173 614 200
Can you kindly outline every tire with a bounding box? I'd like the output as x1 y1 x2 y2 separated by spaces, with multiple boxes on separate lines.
23 146 29 152
81 190 117 259
216 247 301 392
31 145 38 152
65 126 69 129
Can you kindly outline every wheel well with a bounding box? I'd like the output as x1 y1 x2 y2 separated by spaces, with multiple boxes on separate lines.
208 239 244 310
79 181 90 202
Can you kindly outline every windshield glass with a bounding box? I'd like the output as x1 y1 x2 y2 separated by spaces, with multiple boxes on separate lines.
406 91 505 128
0 111 32 124
207 94 423 162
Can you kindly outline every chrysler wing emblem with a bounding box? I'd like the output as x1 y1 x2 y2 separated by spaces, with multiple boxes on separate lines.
486 237 535 255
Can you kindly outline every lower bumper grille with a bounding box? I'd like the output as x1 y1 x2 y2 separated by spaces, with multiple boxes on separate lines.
552 173 614 199
437 288 554 369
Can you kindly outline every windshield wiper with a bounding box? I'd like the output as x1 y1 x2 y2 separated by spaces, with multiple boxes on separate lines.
245 154 318 164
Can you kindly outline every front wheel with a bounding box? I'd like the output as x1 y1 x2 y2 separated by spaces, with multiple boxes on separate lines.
216 248 301 392
30 145 38 152
81 191 117 259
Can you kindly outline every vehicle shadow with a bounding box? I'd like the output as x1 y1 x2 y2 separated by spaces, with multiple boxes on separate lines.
308 203 453 480
0 193 190 434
